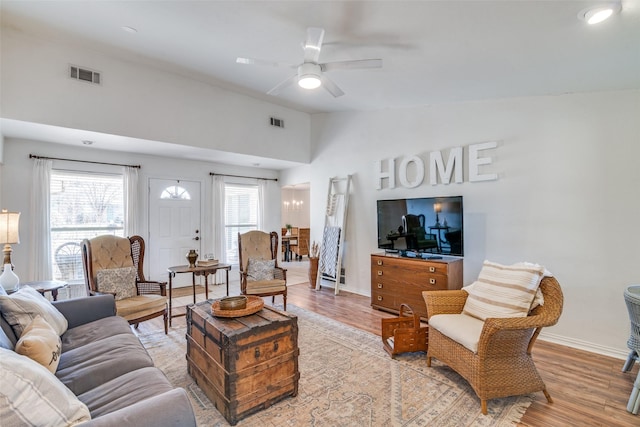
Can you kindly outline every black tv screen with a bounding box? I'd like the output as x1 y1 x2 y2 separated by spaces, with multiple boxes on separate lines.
377 196 463 256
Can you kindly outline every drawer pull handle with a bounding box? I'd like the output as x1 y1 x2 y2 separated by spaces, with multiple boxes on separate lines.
429 266 436 273
274 342 279 352
254 348 261 358
429 278 436 285
377 271 383 276
377 260 383 265
377 296 383 301
377 283 383 289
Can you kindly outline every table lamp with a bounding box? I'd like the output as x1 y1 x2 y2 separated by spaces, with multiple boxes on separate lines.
433 203 442 227
0 209 20 291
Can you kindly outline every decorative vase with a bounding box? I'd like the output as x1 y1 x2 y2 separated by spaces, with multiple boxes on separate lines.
0 264 19 292
186 250 198 268
308 257 319 289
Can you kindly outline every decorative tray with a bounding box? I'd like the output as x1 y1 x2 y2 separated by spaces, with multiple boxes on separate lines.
211 295 264 318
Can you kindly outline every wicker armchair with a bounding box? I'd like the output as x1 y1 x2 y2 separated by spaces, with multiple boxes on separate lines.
81 234 168 334
238 231 287 310
423 276 563 414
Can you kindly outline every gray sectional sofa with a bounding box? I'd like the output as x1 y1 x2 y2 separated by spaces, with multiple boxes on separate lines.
0 294 196 426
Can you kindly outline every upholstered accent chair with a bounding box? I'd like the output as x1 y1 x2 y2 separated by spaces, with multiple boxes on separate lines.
81 235 168 334
238 231 287 310
423 275 563 414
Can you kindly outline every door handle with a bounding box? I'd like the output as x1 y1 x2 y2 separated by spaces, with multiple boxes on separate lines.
193 236 200 241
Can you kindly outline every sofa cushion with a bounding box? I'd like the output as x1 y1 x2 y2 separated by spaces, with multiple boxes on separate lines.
247 258 276 281
15 315 62 373
56 333 154 395
0 348 91 426
462 260 545 321
0 286 68 337
60 315 134 353
115 294 167 322
78 367 174 418
429 313 485 353
96 266 138 300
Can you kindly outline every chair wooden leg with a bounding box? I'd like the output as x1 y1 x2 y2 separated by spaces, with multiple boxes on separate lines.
163 312 168 335
481 400 487 415
283 295 287 311
543 388 553 403
426 356 432 367
134 323 140 329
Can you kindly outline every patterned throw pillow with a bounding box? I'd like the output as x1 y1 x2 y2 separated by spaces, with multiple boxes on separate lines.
96 266 137 300
462 260 545 321
247 258 276 281
15 315 62 373
0 348 91 425
0 287 68 337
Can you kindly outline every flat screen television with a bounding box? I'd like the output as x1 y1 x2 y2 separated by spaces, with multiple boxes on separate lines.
377 196 463 256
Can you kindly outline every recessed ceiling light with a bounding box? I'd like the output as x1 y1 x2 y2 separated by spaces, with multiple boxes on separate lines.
82 140 94 145
122 26 138 34
578 3 622 25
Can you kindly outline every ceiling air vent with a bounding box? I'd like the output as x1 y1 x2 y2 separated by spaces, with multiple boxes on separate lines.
69 65 101 85
270 117 284 128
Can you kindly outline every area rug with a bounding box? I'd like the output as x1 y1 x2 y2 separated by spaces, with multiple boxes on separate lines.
139 305 532 426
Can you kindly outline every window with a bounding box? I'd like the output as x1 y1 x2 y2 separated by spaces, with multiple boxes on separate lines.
160 185 191 200
224 183 259 265
50 170 125 281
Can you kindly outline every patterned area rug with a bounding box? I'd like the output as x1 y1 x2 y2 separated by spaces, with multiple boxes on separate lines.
138 305 532 426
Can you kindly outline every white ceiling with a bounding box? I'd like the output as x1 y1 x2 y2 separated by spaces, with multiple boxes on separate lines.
1 0 639 168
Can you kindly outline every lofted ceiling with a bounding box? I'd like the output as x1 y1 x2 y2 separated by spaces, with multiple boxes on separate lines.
1 1 639 168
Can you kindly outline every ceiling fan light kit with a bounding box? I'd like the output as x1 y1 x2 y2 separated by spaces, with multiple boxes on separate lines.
237 27 382 98
298 63 322 89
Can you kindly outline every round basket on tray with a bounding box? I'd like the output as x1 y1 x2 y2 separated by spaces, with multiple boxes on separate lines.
211 295 264 317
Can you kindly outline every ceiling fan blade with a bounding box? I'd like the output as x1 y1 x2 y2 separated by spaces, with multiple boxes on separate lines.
267 74 297 96
321 59 383 72
236 57 294 68
320 75 345 98
303 27 325 63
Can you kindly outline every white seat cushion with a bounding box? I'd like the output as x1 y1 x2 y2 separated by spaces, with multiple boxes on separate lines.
429 313 485 353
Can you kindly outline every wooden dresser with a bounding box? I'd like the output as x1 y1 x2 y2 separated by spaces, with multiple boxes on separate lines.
186 301 299 425
371 253 463 319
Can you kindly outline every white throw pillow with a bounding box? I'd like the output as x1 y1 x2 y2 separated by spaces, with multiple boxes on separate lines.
247 258 276 281
96 266 137 300
462 260 545 320
0 348 91 426
15 315 62 373
0 287 68 337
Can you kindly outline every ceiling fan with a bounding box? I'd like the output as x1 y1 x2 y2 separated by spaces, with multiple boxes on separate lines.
236 27 382 98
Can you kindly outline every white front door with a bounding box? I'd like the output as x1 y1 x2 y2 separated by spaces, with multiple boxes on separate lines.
148 179 201 286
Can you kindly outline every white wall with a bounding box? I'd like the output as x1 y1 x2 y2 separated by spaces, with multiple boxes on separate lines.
0 138 281 282
302 90 640 358
1 28 311 164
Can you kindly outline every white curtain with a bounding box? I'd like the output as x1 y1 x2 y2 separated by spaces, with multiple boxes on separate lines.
123 166 139 236
257 179 266 230
212 175 226 280
30 159 52 281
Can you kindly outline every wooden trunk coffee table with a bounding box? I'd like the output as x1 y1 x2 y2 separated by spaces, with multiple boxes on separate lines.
186 299 299 425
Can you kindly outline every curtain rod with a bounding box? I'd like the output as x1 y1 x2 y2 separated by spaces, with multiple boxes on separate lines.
210 172 277 182
29 154 141 169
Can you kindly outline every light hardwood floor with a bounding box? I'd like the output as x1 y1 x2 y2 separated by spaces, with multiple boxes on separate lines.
143 279 640 426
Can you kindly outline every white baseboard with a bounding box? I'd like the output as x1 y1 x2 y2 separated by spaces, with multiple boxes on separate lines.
539 331 630 361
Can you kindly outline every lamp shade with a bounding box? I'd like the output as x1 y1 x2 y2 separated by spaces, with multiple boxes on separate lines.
0 210 20 244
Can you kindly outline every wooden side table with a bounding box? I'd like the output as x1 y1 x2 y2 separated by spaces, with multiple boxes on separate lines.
167 264 231 326
16 280 68 301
